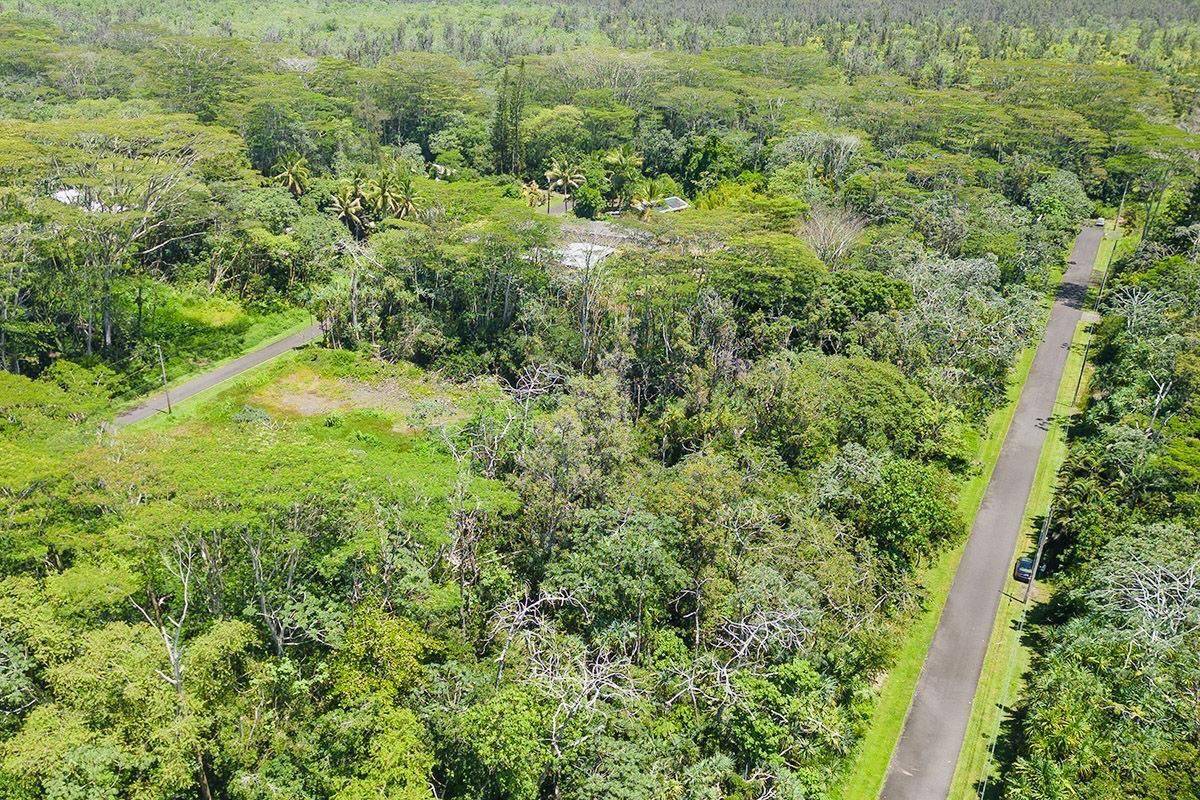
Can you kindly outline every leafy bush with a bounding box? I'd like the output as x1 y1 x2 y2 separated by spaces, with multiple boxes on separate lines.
571 185 604 218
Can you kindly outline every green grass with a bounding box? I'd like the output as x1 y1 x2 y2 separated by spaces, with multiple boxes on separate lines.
113 283 314 410
155 297 314 389
832 342 1039 800
106 356 513 567
161 308 314 387
126 345 498 433
128 347 314 431
1084 222 1120 306
120 346 515 515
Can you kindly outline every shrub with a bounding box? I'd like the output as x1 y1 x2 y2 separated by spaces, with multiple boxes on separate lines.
572 185 604 219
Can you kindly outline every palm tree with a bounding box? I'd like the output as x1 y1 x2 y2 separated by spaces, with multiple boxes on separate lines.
371 170 401 217
545 159 585 211
604 145 643 173
349 167 372 205
604 145 644 208
394 173 420 219
272 153 311 197
632 178 667 220
330 182 368 238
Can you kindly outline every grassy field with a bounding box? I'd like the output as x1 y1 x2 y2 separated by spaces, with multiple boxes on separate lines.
108 348 514 566
128 344 499 433
157 292 313 384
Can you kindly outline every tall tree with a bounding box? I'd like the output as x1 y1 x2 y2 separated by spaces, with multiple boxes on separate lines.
491 62 526 175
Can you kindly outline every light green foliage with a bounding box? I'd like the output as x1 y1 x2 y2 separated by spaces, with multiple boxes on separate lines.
740 351 962 468
1027 169 1093 232
332 707 435 800
444 686 550 800
523 104 588 173
4 623 193 800
726 658 849 776
332 611 436 704
372 52 482 151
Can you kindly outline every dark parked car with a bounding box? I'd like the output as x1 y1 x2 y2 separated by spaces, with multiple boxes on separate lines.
1013 556 1047 583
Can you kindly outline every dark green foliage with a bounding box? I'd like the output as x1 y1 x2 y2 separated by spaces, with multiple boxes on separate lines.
856 459 961 567
830 269 914 324
709 233 828 317
571 185 604 218
491 63 526 175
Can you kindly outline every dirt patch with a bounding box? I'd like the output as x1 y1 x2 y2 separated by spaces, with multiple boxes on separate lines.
270 388 343 416
250 368 468 429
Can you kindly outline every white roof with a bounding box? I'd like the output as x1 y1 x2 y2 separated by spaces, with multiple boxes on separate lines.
559 242 614 269
52 188 84 204
51 187 127 213
660 196 690 212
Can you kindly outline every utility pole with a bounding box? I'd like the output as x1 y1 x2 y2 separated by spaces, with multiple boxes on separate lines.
157 344 172 415
1023 506 1052 605
1096 181 1128 306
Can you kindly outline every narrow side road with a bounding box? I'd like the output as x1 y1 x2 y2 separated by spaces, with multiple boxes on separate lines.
111 322 322 429
879 225 1104 800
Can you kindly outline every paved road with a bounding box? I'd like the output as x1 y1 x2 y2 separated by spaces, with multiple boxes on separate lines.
880 226 1105 800
111 322 322 429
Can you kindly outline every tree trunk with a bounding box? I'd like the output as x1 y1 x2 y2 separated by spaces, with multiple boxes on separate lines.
0 303 8 374
196 750 214 800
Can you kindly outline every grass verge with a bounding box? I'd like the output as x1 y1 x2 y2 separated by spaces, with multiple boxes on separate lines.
128 349 309 431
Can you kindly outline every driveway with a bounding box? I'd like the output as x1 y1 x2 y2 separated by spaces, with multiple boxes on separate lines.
880 225 1105 800
110 322 322 429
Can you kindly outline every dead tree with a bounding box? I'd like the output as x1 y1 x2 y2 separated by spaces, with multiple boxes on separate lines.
799 204 867 267
132 533 216 800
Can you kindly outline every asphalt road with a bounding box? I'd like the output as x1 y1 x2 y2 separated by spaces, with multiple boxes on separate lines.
110 322 322 429
880 225 1105 800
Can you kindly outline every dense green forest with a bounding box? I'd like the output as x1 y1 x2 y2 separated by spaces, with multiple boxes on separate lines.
0 0 1197 798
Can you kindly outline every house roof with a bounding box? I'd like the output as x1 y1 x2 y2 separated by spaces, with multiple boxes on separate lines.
660 196 690 212
51 187 127 213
